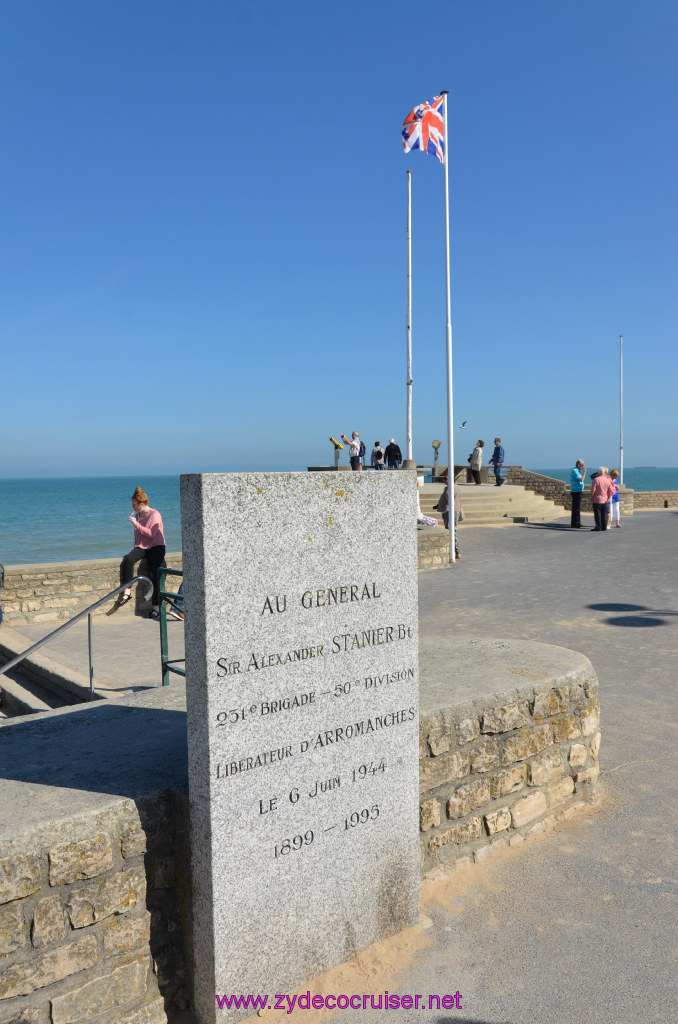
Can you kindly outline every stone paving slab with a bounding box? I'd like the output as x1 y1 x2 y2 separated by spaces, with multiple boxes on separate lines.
0 683 188 849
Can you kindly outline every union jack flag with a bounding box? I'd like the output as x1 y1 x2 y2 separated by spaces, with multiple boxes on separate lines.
402 95 445 163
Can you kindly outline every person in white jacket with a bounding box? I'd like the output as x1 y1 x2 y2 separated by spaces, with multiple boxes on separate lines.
470 440 484 485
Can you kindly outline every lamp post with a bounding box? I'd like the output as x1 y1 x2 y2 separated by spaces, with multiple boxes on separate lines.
619 335 624 486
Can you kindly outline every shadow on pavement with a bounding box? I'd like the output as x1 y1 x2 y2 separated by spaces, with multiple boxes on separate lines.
517 522 580 531
586 601 677 628
0 703 188 797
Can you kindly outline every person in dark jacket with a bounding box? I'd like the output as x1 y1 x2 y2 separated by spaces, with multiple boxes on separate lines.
384 439 402 469
488 437 505 486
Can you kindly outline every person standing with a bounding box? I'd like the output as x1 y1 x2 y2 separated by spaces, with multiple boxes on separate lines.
609 469 621 527
341 431 362 471
384 439 402 470
436 470 463 558
488 437 505 486
118 486 166 619
371 442 385 470
590 467 614 531
470 440 484 485
570 459 586 528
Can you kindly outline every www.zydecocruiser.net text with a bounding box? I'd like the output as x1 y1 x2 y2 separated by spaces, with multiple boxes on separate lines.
215 990 463 1012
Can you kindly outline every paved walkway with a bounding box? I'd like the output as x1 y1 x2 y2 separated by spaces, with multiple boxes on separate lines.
6 510 678 1023
371 508 678 1024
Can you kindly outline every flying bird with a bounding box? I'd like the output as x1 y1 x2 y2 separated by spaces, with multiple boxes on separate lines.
459 421 468 428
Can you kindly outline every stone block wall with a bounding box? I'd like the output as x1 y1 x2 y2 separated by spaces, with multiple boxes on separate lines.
631 491 678 509
417 528 450 570
419 675 601 873
0 794 188 1024
0 557 182 628
506 466 635 515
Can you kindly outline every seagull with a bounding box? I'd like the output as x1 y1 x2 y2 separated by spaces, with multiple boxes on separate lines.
459 421 468 428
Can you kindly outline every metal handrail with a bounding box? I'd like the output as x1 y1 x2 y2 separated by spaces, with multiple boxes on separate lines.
157 566 185 687
0 576 153 695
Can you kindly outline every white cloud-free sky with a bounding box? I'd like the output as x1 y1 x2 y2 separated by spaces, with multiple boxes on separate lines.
2 0 676 476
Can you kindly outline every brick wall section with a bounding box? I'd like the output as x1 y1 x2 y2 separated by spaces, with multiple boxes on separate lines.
506 465 635 515
418 674 601 873
0 556 182 628
0 794 189 1024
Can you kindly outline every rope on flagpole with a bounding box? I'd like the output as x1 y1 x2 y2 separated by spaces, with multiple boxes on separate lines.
406 170 413 463
441 91 455 563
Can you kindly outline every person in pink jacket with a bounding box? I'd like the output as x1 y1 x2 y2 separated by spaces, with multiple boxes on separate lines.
590 467 614 532
117 486 166 618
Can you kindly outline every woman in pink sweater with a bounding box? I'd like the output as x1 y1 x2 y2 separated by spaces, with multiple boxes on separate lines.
118 486 166 618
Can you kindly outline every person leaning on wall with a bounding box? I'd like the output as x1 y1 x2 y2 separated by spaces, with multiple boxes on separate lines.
115 486 166 618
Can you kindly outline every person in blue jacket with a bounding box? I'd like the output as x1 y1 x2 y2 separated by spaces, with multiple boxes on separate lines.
488 437 505 486
570 459 587 528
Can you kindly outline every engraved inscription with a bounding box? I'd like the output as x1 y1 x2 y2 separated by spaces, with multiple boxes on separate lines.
272 804 381 860
301 582 381 608
256 761 387 819
214 710 414 781
214 625 415 678
274 831 315 859
260 582 381 617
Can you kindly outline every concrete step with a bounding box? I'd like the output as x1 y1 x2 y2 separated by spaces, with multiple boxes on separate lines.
418 483 565 525
0 668 72 717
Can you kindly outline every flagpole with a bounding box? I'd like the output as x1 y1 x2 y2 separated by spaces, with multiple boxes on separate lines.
441 90 455 563
406 169 413 463
619 334 624 486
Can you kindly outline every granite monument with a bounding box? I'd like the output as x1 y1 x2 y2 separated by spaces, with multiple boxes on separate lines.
180 472 420 1022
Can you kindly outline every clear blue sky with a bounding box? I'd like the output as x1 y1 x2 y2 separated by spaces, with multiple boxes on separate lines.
2 0 676 476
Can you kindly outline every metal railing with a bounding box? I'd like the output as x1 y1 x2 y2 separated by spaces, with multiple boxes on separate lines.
0 576 153 696
157 567 185 687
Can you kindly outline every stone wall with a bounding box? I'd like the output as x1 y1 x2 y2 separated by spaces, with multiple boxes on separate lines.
0 557 183 628
506 466 635 515
631 491 678 509
417 528 450 570
419 667 601 873
0 794 189 1024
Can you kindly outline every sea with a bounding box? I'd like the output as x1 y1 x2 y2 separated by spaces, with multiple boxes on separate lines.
1 469 677 566
532 468 678 492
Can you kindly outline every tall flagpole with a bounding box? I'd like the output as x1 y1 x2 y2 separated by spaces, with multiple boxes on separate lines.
619 334 624 486
406 170 413 462
441 91 455 563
